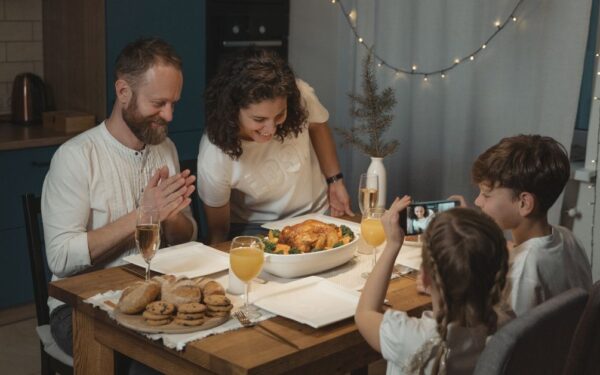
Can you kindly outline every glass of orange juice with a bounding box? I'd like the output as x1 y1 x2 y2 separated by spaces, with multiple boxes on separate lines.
360 207 386 278
230 236 265 319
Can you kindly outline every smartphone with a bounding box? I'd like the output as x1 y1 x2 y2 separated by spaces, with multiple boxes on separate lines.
400 199 459 235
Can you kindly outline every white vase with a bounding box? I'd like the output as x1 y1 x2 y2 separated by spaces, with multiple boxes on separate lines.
367 157 386 208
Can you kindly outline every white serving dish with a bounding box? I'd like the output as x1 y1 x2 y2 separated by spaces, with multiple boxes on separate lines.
262 236 359 278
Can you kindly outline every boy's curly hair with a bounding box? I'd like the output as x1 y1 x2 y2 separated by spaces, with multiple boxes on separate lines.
472 134 570 214
205 48 307 159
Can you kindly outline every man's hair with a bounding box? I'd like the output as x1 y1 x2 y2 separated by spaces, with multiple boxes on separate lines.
472 134 570 214
114 37 182 88
204 47 307 160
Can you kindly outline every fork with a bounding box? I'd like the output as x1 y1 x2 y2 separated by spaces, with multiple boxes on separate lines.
234 311 300 350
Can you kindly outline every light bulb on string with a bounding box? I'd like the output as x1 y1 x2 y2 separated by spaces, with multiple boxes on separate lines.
423 75 428 82
349 10 357 23
334 0 525 81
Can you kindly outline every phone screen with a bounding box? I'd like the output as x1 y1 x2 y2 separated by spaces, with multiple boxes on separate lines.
400 200 459 235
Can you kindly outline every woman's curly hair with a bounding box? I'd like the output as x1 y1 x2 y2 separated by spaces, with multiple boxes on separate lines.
205 48 308 159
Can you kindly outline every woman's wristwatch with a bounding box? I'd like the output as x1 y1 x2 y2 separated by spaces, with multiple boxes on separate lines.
326 172 344 185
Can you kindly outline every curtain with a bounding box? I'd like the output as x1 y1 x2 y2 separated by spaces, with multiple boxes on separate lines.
289 0 592 224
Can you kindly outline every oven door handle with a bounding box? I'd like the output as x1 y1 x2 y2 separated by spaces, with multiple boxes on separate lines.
222 40 283 47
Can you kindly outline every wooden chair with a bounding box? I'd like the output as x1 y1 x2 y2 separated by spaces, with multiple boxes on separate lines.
22 193 73 375
562 280 600 375
474 288 588 375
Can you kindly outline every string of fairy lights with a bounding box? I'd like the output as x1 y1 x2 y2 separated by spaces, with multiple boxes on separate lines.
331 0 526 81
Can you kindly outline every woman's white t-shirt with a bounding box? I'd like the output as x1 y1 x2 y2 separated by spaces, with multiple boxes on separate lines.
197 79 329 223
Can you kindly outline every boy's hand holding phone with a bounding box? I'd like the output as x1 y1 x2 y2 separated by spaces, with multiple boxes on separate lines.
447 194 467 207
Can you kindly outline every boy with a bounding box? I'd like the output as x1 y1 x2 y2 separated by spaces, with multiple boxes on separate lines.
469 134 592 315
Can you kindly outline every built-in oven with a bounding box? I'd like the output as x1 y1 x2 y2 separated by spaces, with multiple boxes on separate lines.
205 0 290 82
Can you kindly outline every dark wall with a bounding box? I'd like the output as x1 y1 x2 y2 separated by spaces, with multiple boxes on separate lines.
105 0 206 160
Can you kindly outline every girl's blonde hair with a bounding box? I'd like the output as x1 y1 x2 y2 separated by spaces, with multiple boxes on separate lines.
418 207 508 374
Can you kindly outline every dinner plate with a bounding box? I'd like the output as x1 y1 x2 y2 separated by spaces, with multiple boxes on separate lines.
261 213 361 234
253 276 360 328
123 242 229 278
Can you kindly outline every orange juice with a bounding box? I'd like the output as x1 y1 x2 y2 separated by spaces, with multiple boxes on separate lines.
361 218 386 247
230 246 264 282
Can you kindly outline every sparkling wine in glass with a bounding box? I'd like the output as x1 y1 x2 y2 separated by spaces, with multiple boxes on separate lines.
230 236 265 320
358 173 379 214
135 206 160 281
360 207 386 278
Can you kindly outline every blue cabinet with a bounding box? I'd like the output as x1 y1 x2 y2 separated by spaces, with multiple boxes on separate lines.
0 146 56 308
0 146 56 230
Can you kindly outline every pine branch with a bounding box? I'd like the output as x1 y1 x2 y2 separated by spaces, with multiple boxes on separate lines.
336 48 399 158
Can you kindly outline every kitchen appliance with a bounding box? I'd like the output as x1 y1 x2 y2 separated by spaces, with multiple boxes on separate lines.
206 0 289 82
11 72 47 125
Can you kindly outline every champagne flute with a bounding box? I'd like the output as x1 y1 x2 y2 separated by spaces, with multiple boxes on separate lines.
230 236 265 320
135 206 161 281
360 207 386 278
358 173 379 254
358 173 379 214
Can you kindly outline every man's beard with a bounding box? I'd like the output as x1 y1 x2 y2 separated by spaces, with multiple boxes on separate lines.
122 96 168 145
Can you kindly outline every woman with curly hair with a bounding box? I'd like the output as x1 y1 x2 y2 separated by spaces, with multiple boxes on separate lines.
356 198 511 374
197 48 353 243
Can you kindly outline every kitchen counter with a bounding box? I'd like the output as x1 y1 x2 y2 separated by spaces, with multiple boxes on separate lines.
0 122 86 151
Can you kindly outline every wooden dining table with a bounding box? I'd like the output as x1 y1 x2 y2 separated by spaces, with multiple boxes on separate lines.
49 237 431 375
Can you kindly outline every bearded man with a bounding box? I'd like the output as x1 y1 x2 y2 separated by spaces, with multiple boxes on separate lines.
41 37 197 357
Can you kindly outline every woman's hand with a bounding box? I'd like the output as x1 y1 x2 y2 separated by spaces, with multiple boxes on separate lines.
380 195 411 249
328 180 354 217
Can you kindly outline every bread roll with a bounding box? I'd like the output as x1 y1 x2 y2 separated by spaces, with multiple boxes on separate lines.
202 280 225 297
151 274 176 287
161 278 202 306
118 281 161 314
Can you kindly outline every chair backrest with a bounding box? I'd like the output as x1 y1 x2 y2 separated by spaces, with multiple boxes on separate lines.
180 158 205 241
474 288 589 375
562 280 600 375
22 193 49 326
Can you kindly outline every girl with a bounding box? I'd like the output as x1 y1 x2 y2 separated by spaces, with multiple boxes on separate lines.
355 197 509 374
196 48 353 243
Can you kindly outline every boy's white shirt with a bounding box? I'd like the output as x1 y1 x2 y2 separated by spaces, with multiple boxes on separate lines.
505 225 592 316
